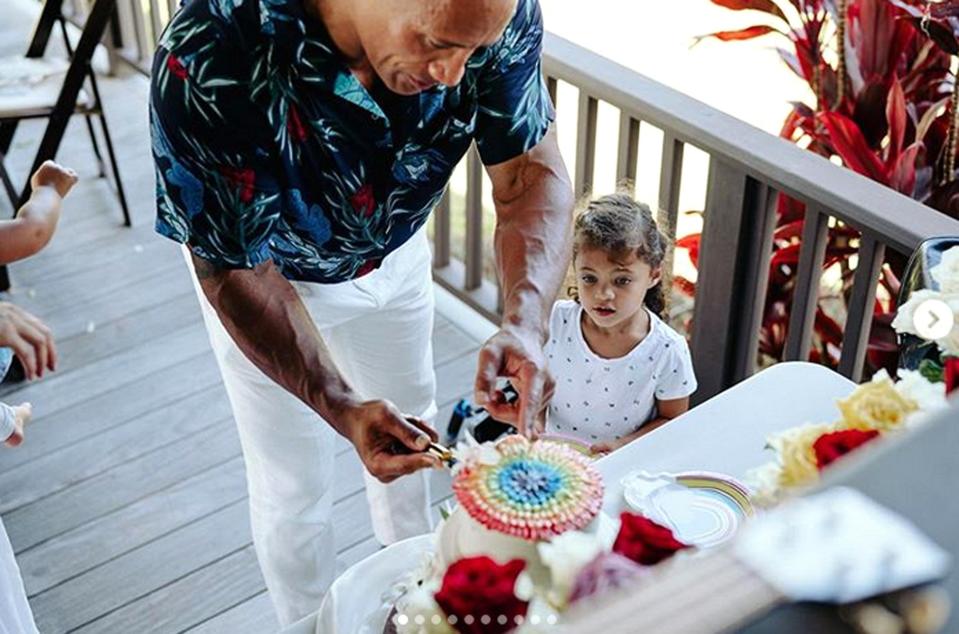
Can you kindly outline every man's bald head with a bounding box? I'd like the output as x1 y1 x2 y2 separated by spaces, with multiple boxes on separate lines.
345 0 518 94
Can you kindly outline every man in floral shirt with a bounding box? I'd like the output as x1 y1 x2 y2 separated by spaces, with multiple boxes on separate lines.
150 0 572 623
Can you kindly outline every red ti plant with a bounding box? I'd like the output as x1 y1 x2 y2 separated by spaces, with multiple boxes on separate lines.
679 0 958 371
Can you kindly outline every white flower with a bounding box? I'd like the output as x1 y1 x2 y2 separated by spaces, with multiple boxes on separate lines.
449 433 501 475
538 530 604 607
514 571 535 602
892 290 944 336
931 246 959 294
895 369 948 426
744 462 784 508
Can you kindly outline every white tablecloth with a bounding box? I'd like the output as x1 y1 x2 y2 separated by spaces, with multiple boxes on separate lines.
283 361 856 634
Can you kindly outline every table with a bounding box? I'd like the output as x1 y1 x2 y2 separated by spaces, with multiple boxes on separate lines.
282 362 856 634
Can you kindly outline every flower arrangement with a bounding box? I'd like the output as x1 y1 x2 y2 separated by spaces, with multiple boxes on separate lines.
749 247 957 504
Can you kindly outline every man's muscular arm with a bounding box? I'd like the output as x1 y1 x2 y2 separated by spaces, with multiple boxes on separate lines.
192 253 438 481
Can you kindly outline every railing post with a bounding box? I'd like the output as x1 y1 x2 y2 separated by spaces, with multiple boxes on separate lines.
657 132 683 236
616 112 639 193
658 132 683 299
837 235 885 380
546 76 558 108
574 92 598 199
783 205 830 361
433 187 451 268
690 160 776 404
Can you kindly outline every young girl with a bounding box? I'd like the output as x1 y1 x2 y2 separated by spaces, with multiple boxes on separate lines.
545 193 697 455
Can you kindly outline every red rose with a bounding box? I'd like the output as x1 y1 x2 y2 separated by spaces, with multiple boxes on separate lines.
945 357 959 395
612 512 689 566
350 183 375 217
220 166 255 203
166 54 188 80
813 429 880 470
287 103 308 143
434 556 528 634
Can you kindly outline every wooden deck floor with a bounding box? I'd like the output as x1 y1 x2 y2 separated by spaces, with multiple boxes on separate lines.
0 4 484 632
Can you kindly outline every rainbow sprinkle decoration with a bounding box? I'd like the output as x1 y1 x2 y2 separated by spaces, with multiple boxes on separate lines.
452 436 604 540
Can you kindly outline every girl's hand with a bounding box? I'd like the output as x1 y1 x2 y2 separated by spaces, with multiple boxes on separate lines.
5 402 32 447
590 438 626 456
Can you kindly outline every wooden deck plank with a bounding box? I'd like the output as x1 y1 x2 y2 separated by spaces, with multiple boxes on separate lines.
5 417 239 552
26 461 451 633
186 590 280 634
0 353 222 474
22 264 197 345
0 323 210 415
18 458 249 597
32 290 202 378
0 383 233 515
5 240 183 321
30 500 254 633
73 546 267 634
184 536 383 634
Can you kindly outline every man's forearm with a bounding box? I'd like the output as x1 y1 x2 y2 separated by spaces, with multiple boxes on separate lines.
192 254 357 434
491 131 574 339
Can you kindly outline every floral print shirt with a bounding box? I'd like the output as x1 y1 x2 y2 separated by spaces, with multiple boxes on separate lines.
150 0 554 282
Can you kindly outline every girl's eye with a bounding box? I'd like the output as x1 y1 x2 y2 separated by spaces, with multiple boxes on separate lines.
615 277 632 286
580 275 596 284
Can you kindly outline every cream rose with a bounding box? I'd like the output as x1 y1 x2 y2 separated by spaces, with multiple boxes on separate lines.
767 423 835 489
837 370 918 431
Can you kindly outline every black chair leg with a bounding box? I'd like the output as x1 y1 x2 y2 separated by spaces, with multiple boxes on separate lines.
0 150 17 212
83 114 106 177
96 111 130 226
0 123 15 157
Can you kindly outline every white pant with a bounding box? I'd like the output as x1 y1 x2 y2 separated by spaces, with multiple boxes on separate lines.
184 231 436 626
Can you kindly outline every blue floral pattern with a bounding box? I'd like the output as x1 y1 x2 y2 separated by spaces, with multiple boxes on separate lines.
149 0 553 282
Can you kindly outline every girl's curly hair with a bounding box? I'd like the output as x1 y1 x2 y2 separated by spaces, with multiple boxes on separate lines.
569 193 669 318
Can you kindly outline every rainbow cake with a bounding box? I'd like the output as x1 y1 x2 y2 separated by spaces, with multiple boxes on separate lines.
452 435 604 540
436 435 606 585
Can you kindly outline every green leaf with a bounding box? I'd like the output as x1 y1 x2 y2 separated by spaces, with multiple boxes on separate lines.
918 358 945 383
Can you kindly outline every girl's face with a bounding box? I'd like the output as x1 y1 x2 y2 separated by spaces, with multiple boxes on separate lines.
575 245 662 329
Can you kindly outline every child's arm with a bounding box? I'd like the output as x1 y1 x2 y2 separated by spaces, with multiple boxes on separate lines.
590 397 690 455
0 161 77 265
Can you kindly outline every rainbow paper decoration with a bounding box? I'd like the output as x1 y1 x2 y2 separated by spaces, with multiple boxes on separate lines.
452 436 604 540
